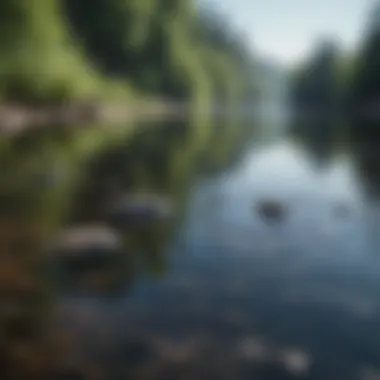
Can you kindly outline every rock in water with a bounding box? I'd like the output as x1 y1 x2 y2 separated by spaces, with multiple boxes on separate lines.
107 193 173 228
255 199 287 224
50 224 123 272
332 203 351 219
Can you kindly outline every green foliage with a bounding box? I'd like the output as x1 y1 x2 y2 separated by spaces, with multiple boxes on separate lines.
0 0 258 116
0 0 99 103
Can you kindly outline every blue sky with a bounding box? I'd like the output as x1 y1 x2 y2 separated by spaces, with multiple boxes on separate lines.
199 0 375 66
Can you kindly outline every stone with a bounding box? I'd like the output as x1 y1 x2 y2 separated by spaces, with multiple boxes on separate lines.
50 224 123 272
254 199 288 223
332 202 351 219
107 193 173 228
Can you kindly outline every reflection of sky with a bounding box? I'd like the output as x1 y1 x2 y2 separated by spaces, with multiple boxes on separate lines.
198 0 373 65
185 140 369 263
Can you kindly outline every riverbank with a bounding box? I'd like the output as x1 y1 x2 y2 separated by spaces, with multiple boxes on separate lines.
0 101 193 136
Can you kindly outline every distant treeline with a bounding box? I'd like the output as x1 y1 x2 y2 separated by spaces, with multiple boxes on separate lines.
290 1 380 125
0 0 257 109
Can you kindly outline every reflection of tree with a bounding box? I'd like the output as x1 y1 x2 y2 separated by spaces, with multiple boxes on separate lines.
350 124 380 201
0 113 253 377
0 131 75 379
291 121 337 171
65 118 255 283
349 121 380 255
68 121 206 278
0 126 135 377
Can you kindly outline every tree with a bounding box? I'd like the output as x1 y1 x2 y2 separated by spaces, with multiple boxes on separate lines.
350 1 380 111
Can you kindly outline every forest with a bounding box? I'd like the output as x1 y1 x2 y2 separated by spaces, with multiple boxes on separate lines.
0 0 257 111
290 1 380 136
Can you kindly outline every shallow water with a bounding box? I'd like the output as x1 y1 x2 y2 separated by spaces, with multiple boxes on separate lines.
47 135 380 380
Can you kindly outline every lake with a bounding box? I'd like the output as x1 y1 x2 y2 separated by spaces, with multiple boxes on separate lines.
2 121 380 380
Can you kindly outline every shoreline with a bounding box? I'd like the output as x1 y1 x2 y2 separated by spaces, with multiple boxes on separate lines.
0 101 191 136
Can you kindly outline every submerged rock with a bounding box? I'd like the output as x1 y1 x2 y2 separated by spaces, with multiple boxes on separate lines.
50 224 124 272
254 199 288 223
276 348 312 376
106 193 173 228
332 203 351 219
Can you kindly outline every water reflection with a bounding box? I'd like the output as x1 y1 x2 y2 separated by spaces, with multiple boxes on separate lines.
0 117 253 378
350 120 380 257
3 119 380 379
293 119 340 171
55 134 380 379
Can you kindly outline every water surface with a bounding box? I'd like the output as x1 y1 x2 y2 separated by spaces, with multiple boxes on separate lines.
51 136 380 380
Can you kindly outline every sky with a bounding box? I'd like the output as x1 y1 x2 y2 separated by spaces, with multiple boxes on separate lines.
199 0 375 66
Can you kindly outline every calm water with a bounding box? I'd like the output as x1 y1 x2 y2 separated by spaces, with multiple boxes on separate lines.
3 123 380 379
53 138 380 380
